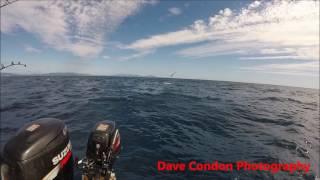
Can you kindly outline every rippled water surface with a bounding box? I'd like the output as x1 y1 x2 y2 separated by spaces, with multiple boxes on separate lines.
1 76 319 179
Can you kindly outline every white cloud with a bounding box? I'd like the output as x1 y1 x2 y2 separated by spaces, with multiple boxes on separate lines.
168 7 182 16
102 55 110 59
25 45 41 53
259 48 295 55
117 50 154 61
125 1 319 61
241 61 319 77
1 0 151 57
145 0 159 6
239 56 300 60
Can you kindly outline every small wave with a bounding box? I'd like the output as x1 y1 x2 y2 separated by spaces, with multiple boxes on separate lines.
263 88 282 93
260 96 309 105
295 146 310 158
89 96 130 103
287 98 304 104
264 139 296 150
260 97 283 102
63 94 82 98
249 117 294 126
88 87 99 92
0 102 34 111
0 127 19 134
205 96 221 101
160 92 202 101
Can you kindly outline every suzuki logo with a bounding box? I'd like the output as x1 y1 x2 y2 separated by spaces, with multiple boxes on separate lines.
52 141 72 165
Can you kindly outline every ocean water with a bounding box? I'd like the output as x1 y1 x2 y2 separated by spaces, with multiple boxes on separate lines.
0 76 319 180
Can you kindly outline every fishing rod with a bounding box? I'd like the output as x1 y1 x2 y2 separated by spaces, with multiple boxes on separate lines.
0 61 27 71
170 72 176 78
1 2 26 71
0 0 19 8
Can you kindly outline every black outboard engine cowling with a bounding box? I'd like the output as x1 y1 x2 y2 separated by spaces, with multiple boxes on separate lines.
86 121 121 162
78 120 120 179
1 118 73 180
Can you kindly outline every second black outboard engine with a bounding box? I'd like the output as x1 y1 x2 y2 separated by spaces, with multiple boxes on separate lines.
78 120 121 180
1 118 73 180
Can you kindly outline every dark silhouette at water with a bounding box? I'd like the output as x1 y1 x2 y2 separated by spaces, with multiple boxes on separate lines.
1 76 319 179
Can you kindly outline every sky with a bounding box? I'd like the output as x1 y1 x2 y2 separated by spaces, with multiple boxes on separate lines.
1 0 319 89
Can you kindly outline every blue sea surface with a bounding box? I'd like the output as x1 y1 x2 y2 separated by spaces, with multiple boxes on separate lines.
1 76 319 179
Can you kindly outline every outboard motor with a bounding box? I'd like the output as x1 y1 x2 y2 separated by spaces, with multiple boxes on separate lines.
78 120 121 180
1 118 73 180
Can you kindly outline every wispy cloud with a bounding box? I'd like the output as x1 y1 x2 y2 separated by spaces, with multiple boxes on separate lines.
25 45 41 53
1 0 152 57
239 56 300 60
241 61 319 77
168 7 182 16
117 50 154 61
125 1 319 60
102 55 110 59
